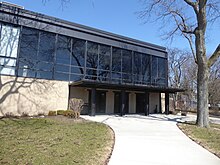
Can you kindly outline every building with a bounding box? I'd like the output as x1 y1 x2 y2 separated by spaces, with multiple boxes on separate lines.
0 2 182 116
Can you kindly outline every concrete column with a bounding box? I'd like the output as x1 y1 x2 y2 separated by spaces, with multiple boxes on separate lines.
145 92 149 116
120 90 125 116
91 88 96 116
165 92 169 115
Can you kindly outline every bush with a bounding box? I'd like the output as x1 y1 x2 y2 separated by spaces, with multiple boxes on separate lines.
21 112 29 117
57 110 65 115
69 98 84 119
63 110 80 119
4 112 15 118
48 111 57 116
63 110 73 117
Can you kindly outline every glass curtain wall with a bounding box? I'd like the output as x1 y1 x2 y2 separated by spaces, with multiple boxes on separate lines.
0 23 167 87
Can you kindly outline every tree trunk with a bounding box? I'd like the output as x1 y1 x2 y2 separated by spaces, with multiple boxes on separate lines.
195 27 209 127
196 62 210 127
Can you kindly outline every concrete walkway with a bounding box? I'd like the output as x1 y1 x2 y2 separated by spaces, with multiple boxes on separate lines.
82 114 220 165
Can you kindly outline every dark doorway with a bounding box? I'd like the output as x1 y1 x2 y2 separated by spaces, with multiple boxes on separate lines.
136 93 145 113
114 92 129 114
88 90 106 114
96 91 106 113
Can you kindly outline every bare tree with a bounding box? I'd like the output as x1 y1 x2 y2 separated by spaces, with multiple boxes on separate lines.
168 48 189 111
209 58 220 106
139 0 220 127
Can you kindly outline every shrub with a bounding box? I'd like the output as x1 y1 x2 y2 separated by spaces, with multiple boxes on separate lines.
21 112 29 117
4 112 15 118
69 98 84 119
57 110 65 115
48 111 57 116
37 112 46 116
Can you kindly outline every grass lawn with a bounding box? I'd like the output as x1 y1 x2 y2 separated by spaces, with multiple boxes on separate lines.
178 122 220 158
0 116 114 165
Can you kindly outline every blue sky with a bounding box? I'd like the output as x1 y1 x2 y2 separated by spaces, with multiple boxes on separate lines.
4 0 220 55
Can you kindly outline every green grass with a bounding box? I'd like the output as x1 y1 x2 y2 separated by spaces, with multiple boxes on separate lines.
0 117 114 165
178 122 220 158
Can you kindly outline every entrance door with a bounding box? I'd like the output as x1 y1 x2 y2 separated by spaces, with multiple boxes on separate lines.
114 92 129 114
88 90 106 114
96 91 106 114
136 93 145 113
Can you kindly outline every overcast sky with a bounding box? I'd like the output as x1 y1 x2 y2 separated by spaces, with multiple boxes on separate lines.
4 0 220 55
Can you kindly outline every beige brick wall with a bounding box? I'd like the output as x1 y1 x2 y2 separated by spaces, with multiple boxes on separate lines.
161 93 165 113
106 90 114 114
0 75 69 116
129 92 136 113
149 93 160 113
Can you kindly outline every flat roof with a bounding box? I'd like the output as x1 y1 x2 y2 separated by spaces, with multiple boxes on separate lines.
0 2 166 53
70 80 184 93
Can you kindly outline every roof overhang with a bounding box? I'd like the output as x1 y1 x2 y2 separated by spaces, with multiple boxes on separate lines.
70 80 184 93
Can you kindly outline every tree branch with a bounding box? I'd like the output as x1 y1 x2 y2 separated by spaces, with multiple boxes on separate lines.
208 44 220 67
184 0 199 15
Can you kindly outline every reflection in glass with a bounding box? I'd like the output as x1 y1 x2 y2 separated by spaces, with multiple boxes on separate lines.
0 25 20 75
38 31 55 62
122 50 132 74
112 47 121 72
86 41 98 69
142 54 151 84
152 56 158 84
0 25 20 58
56 35 71 65
86 69 97 80
19 27 39 71
158 57 166 78
72 38 85 70
99 44 110 70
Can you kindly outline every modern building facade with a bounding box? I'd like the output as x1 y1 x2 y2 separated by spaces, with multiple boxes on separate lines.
0 2 181 116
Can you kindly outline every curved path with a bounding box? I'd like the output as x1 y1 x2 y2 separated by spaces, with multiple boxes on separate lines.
82 114 220 165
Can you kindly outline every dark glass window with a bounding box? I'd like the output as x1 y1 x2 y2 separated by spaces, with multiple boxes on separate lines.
122 50 132 73
36 71 52 79
20 27 38 60
152 56 158 84
98 70 110 82
86 41 98 69
38 31 55 62
142 54 151 83
55 64 70 73
71 66 84 75
112 47 121 82
133 52 142 75
86 68 97 80
112 47 121 72
99 44 110 70
158 57 166 78
70 74 83 81
54 72 69 81
56 35 71 65
19 27 39 70
71 38 85 68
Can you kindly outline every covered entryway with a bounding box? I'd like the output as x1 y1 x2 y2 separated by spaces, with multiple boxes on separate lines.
70 80 184 116
136 93 145 114
114 92 129 114
88 90 106 114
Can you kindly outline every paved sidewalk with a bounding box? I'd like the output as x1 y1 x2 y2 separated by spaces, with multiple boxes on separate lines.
82 114 220 165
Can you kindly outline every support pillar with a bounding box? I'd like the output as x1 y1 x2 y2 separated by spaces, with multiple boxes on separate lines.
91 88 96 116
144 92 149 116
120 90 125 116
165 92 169 115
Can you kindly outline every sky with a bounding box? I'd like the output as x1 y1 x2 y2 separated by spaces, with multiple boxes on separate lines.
3 0 220 55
